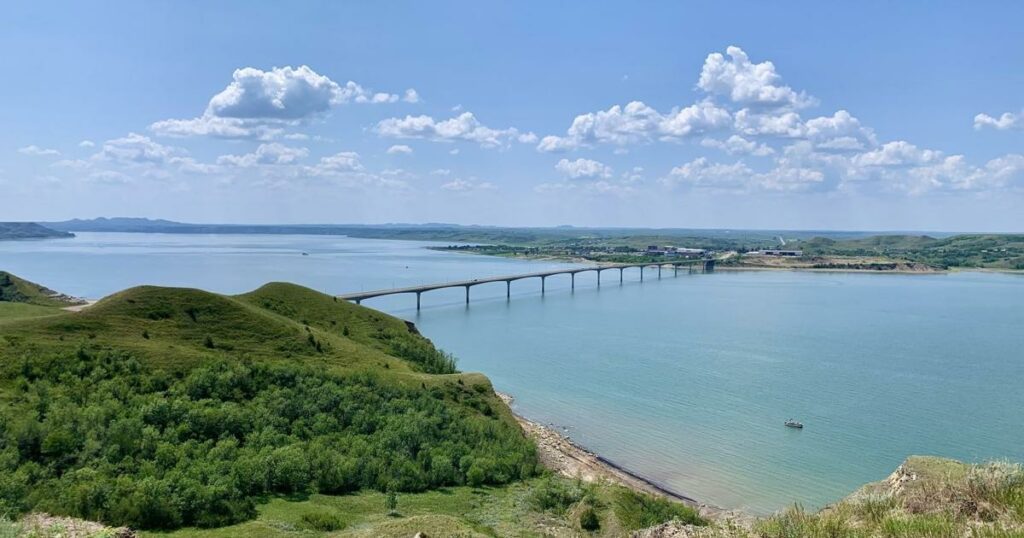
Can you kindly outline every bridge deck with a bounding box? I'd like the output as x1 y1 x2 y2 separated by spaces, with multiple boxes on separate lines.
337 260 709 302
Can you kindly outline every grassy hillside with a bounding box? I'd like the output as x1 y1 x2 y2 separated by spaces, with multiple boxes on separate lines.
0 222 73 240
748 456 1024 538
0 278 541 530
0 271 75 325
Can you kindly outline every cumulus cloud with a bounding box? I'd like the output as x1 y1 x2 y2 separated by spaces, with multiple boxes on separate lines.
555 158 612 179
376 112 527 148
387 144 413 155
664 157 822 192
78 140 95 148
851 141 942 168
403 89 421 103
664 158 754 189
18 145 60 156
701 135 774 156
151 65 413 139
698 46 814 109
306 151 364 175
537 100 731 152
217 143 309 167
93 133 178 165
974 111 1022 130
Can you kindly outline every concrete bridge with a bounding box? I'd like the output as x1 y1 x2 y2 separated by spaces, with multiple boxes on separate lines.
338 259 715 310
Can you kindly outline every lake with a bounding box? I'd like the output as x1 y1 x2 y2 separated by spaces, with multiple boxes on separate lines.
2 232 1022 513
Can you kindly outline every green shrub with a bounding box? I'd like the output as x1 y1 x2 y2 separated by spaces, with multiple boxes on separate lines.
613 489 704 530
299 510 345 531
528 477 584 513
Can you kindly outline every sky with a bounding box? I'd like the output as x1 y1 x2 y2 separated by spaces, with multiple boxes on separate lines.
2 1 1022 232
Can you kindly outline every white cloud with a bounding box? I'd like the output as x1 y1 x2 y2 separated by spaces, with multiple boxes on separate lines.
665 157 823 192
555 158 612 179
449 148 460 155
659 100 733 138
376 112 527 148
701 135 774 156
664 158 754 189
804 110 876 151
78 140 95 148
151 65 412 139
441 178 496 191
18 145 60 156
306 151 364 175
974 111 1022 130
217 143 309 167
732 108 806 138
93 133 178 165
431 168 451 176
386 144 413 155
403 89 421 103
698 46 814 109
538 100 730 152
852 141 941 168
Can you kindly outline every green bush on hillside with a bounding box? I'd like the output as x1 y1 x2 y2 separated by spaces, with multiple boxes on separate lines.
0 350 537 529
613 489 704 530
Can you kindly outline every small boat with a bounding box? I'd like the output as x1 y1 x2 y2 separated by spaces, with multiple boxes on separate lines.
785 419 804 429
301 252 309 256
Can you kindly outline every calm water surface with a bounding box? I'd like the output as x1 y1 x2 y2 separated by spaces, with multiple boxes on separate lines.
3 233 1022 513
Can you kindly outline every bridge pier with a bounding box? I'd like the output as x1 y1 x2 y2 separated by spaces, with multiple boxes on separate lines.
465 285 470 305
416 291 421 311
506 280 511 299
541 276 546 294
571 272 575 290
658 265 662 279
355 299 361 305
640 266 644 281
619 267 623 283
596 269 601 287
674 264 678 276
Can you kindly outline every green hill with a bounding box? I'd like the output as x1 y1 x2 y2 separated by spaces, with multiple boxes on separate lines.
0 222 73 240
0 271 85 308
0 277 538 530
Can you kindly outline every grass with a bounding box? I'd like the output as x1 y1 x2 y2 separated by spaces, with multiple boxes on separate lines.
754 457 1024 538
0 282 465 382
0 302 64 323
0 271 83 307
139 477 699 538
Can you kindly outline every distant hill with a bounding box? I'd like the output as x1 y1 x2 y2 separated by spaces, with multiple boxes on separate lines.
0 271 84 307
794 233 1024 269
0 222 73 240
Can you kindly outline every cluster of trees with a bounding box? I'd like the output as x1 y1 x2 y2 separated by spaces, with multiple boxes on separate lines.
0 350 537 529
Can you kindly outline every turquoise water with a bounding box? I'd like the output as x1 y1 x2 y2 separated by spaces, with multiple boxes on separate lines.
3 233 1023 513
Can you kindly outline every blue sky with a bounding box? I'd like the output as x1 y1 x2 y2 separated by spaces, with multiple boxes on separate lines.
2 1 1022 231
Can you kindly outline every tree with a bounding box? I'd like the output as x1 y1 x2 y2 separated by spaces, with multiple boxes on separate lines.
384 490 399 516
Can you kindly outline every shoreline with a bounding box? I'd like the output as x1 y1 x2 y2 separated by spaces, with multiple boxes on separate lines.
496 392 728 521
